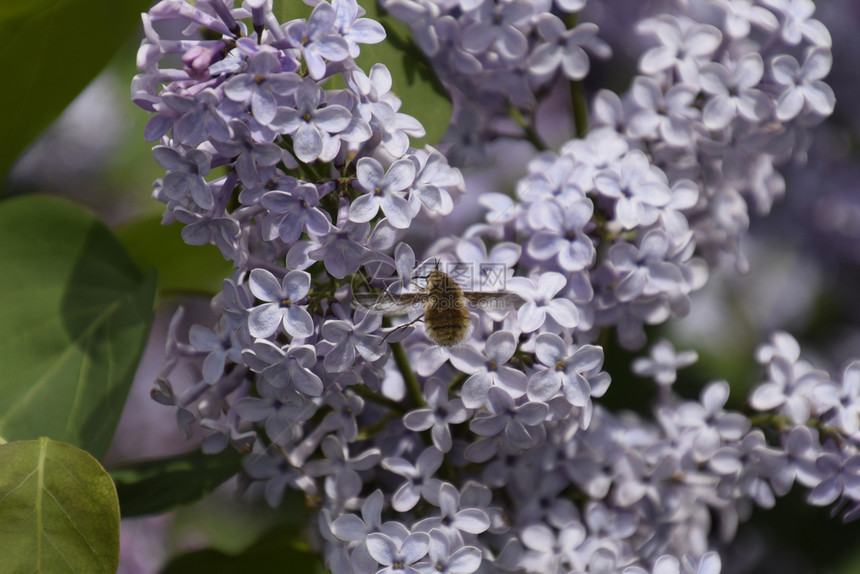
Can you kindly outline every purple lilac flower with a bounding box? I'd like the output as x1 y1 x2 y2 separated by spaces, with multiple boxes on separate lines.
380 0 441 55
210 120 284 186
307 204 373 278
700 52 770 130
403 379 469 453
320 390 365 442
366 532 430 574
526 197 596 271
769 425 820 495
682 552 722 574
807 452 860 506
410 147 462 217
519 521 588 573
415 529 482 574
748 346 831 423
529 17 611 80
240 340 324 396
222 48 300 124
347 64 426 157
632 338 698 387
449 331 528 409
623 554 681 574
626 77 699 147
188 322 240 384
270 77 356 163
382 447 445 512
412 482 491 538
674 380 751 462
636 15 722 87
247 269 314 339
712 0 779 38
161 88 232 146
261 183 332 243
506 272 580 333
304 436 381 501
762 0 831 46
284 2 350 80
460 0 532 60
594 150 673 230
329 490 413 574
349 156 416 229
173 208 240 260
528 333 607 407
770 47 835 121
321 313 386 372
469 386 549 449
152 145 213 209
332 0 386 58
823 361 860 436
607 230 687 305
233 383 315 446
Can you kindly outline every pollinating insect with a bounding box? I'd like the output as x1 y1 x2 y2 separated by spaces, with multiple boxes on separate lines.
353 266 522 347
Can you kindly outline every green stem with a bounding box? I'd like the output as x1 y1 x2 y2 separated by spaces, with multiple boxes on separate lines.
300 160 323 182
562 12 588 138
448 371 468 394
748 411 834 437
570 81 588 138
747 412 788 428
392 342 426 408
358 411 401 440
597 327 611 350
510 107 548 151
350 384 406 414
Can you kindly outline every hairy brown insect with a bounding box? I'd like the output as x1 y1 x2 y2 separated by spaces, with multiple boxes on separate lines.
354 269 521 347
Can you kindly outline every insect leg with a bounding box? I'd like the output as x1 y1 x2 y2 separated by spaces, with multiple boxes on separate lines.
381 314 425 344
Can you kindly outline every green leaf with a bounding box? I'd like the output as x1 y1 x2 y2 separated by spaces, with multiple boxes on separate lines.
0 437 120 573
0 195 156 458
110 448 243 517
116 214 233 298
273 0 452 145
0 0 152 182
161 523 324 574
273 0 312 22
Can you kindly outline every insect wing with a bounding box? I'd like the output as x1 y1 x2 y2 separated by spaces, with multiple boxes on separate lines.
461 291 524 313
353 292 425 316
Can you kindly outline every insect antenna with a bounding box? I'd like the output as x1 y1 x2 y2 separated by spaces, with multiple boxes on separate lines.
411 258 442 279
380 314 424 344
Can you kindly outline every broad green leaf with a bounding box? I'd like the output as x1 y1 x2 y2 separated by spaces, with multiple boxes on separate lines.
0 195 156 458
110 448 243 517
274 0 452 145
161 523 324 574
0 437 120 573
116 215 233 298
0 0 152 182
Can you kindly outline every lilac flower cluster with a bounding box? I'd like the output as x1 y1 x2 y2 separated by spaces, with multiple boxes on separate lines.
441 0 832 346
612 0 834 271
132 0 845 573
477 130 708 349
382 0 612 165
490 330 860 573
134 0 465 265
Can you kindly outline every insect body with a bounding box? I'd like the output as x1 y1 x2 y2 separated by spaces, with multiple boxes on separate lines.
422 269 472 346
354 269 521 347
